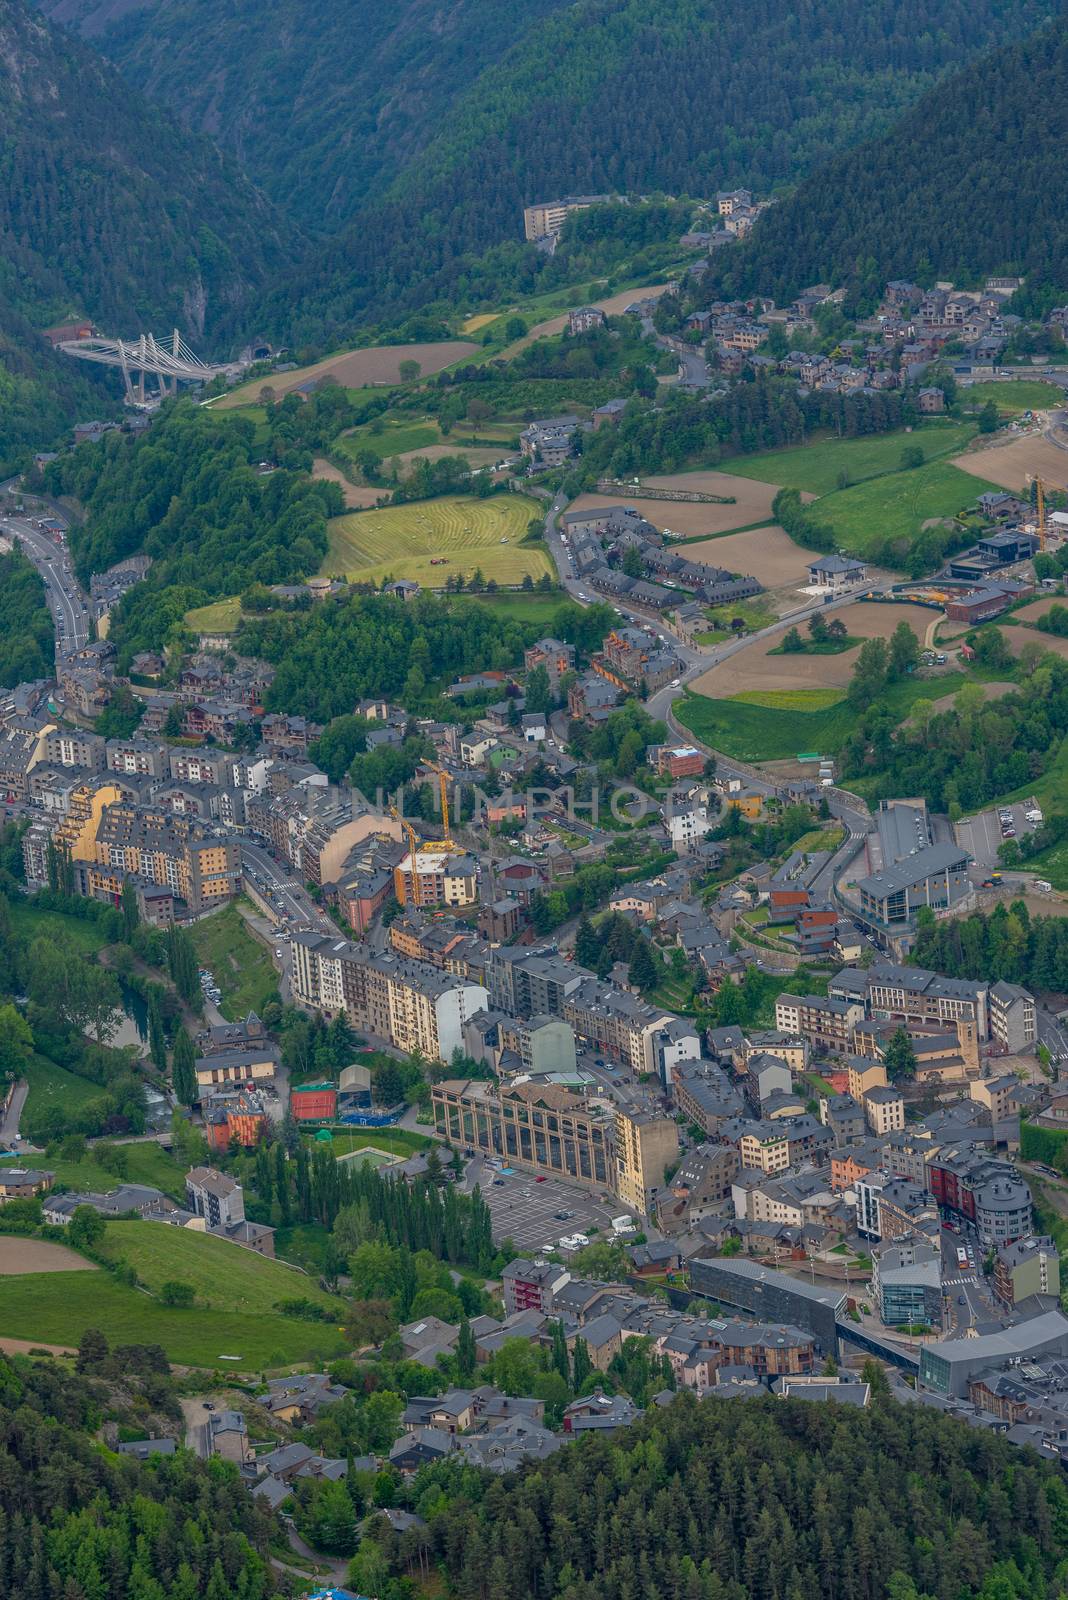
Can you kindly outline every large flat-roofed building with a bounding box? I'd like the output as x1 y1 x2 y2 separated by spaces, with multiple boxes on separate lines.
920 1310 1068 1396
856 842 971 935
689 1257 845 1354
853 800 971 942
432 1078 613 1190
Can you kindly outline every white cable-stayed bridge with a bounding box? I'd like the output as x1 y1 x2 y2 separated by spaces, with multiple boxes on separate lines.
58 329 237 405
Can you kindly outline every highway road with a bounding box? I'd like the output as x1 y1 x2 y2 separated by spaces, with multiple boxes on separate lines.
0 490 91 659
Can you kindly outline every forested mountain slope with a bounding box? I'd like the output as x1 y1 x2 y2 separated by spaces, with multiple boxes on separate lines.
43 0 1055 331
429 1389 1068 1600
43 0 572 229
703 16 1068 308
0 1352 279 1598
0 0 290 343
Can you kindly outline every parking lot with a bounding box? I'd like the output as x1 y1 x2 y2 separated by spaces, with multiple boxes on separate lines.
956 797 1043 872
477 1165 622 1252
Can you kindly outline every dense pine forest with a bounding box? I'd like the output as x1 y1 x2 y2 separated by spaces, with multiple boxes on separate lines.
422 1390 1068 1600
0 0 294 465
703 15 1068 308
42 0 1054 335
0 1355 280 1599
255 0 1056 335
0 0 288 340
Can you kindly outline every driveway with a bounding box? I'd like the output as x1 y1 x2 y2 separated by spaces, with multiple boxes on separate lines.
180 1396 214 1458
0 1079 29 1149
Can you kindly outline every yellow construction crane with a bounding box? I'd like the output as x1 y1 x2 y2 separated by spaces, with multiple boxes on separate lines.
425 760 457 849
388 802 420 860
1028 476 1068 553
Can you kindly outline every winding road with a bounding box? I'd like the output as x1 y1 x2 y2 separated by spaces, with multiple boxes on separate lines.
0 487 91 662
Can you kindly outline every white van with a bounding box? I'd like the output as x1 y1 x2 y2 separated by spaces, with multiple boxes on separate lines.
1034 879 1053 893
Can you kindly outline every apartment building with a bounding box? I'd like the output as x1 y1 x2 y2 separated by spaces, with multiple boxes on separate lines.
432 1079 613 1190
522 195 608 241
24 782 237 912
721 1118 792 1175
186 1167 245 1229
502 1258 572 1315
487 947 586 1018
106 737 167 778
774 993 863 1052
671 1060 745 1134
989 981 1037 1054
864 1084 905 1137
994 1237 1060 1307
850 962 989 1037
523 638 576 681
92 803 238 912
248 786 402 881
42 728 106 771
394 849 479 908
614 1107 680 1215
925 1145 1033 1246
562 978 688 1075
294 942 489 1062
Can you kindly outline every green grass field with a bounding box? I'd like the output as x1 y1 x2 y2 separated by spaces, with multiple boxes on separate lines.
191 903 279 1020
185 597 244 634
730 687 847 711
817 461 1002 556
321 493 552 587
322 1128 431 1159
793 827 846 852
676 673 971 761
704 598 779 633
9 902 108 955
962 380 1065 414
337 420 440 462
100 1220 343 1315
1022 839 1068 890
21 1053 106 1125
726 422 978 496
6 1145 187 1198
0 1271 347 1367
450 591 566 622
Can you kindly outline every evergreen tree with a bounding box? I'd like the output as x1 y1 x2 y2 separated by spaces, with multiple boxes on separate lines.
456 1316 477 1381
551 1318 571 1384
121 878 140 941
574 915 600 969
166 924 200 1004
883 1026 917 1082
628 936 660 993
171 1025 197 1105
572 1336 592 1389
275 1144 292 1224
147 988 167 1073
